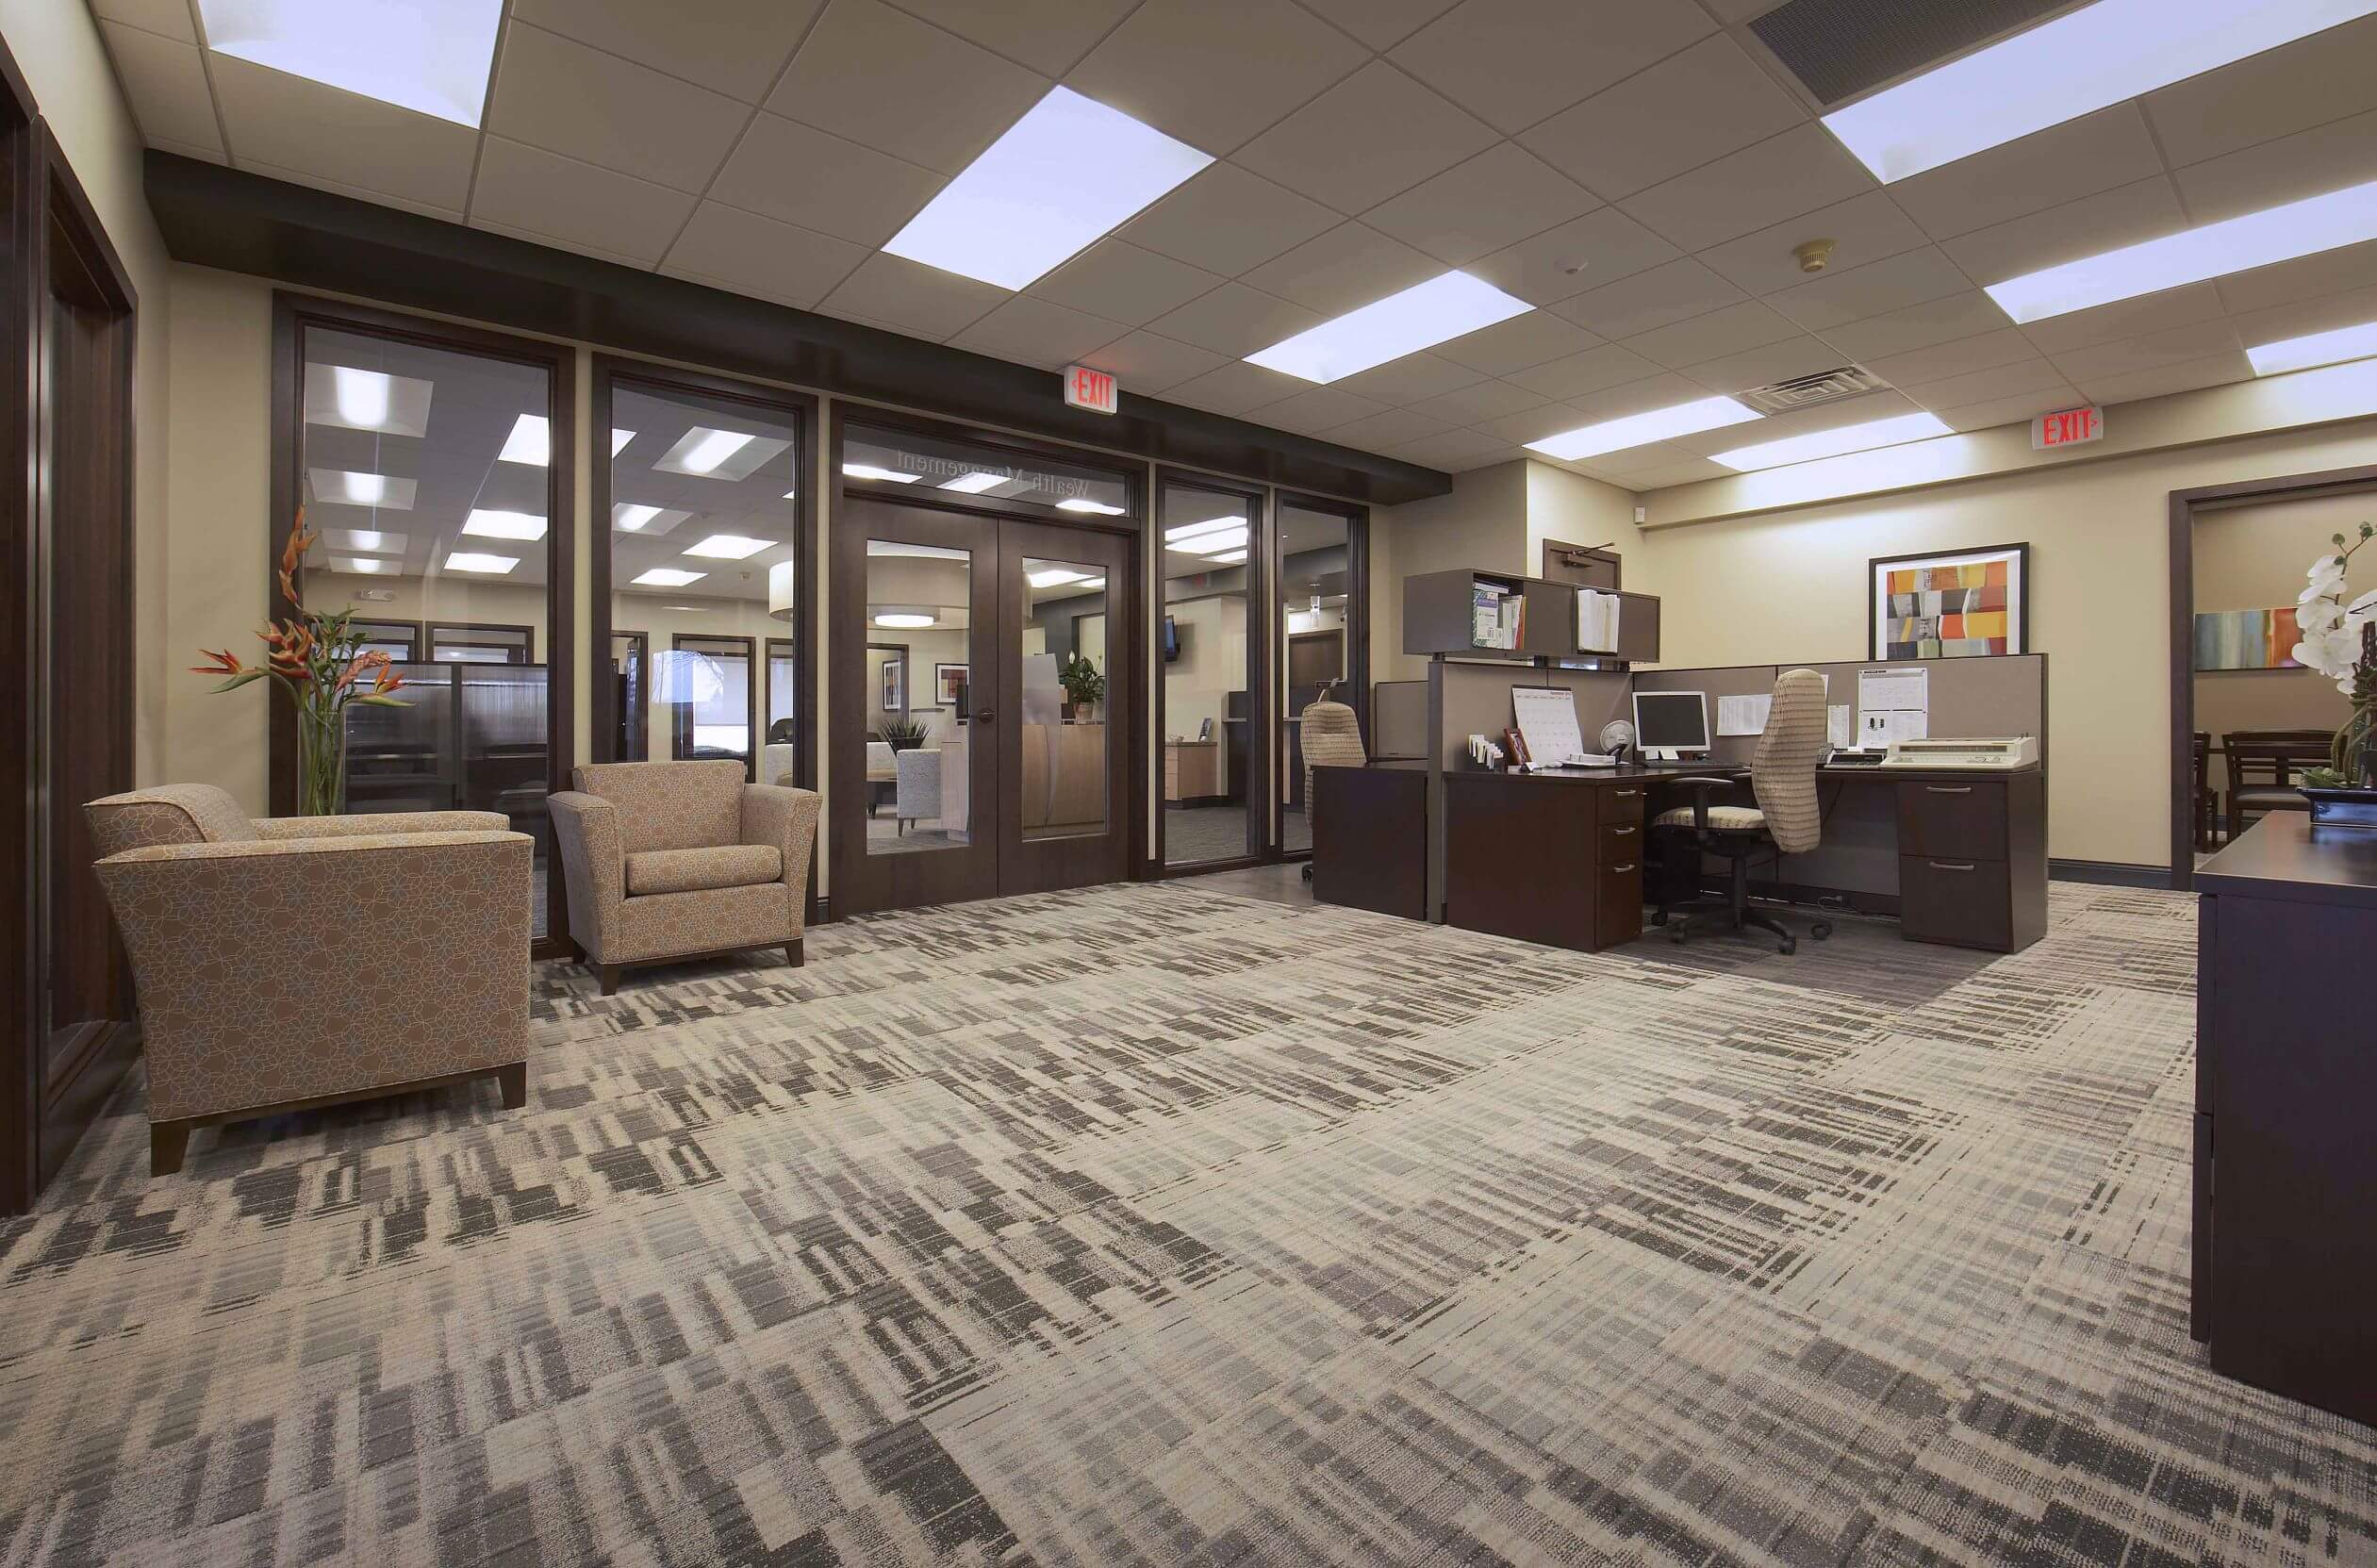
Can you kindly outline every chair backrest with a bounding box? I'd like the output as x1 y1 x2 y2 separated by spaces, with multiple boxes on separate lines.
1751 668 1826 855
867 740 896 771
1300 697 1366 822
570 760 745 853
2222 729 2332 792
85 784 261 857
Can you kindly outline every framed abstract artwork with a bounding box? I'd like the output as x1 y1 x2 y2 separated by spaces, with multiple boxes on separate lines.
1870 542 2028 658
2193 606 2303 670
879 656 903 713
935 663 968 704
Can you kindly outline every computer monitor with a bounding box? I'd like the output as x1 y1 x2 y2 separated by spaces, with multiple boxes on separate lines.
1631 691 1710 762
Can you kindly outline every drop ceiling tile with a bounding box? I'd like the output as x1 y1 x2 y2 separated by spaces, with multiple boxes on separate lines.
951 296 1133 369
1147 282 1322 356
1296 0 1463 50
2046 319 2245 384
1079 329 1230 391
1896 355 2069 409
1679 333 1843 394
1763 245 1972 332
1585 438 1701 475
1816 291 2014 363
471 138 700 266
1246 385 1385 435
1664 388 1916 454
1466 206 1681 305
2171 107 2377 225
1622 456 1734 488
1888 104 2166 243
1505 342 1660 400
887 0 1143 76
1164 359 1315 416
1693 190 1931 296
488 23 751 191
151 137 225 165
1940 174 2184 287
1554 371 1710 423
1392 0 1715 136
1031 239 1224 325
2143 11 2377 169
819 253 1009 339
1322 406 1454 452
1234 61 1499 214
1518 35 1803 202
1935 387 2085 432
509 0 822 102
1392 426 1515 468
708 113 945 246
1475 402 1607 445
2228 281 2377 350
769 0 1048 174
1119 162 1342 276
1621 300 1801 369
1860 328 2039 389
1331 353 1485 405
96 22 222 155
471 218 651 270
1546 257 1747 338
2072 351 2255 407
2217 237 2377 315
2017 282 2229 355
239 157 463 221
211 55 477 214
1239 223 1442 316
1065 0 1369 155
1408 377 1547 423
1362 142 1600 267
1433 311 1603 375
93 0 195 42
1616 124 1874 254
663 201 867 305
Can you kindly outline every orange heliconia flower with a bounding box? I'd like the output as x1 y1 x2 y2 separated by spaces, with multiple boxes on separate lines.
338 649 390 691
277 512 317 606
190 649 246 677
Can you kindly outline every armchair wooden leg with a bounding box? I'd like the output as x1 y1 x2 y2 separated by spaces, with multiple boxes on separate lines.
498 1062 528 1109
785 939 804 968
150 1120 191 1177
599 965 621 996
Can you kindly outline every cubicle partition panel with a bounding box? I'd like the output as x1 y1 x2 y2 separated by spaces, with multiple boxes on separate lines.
1372 680 1428 761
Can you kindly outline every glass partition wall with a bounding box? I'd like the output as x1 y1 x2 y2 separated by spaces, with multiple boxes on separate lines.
1159 477 1266 868
1277 499 1363 856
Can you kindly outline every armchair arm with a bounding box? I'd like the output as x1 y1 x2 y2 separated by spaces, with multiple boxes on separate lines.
255 810 509 839
742 784 820 935
547 790 622 963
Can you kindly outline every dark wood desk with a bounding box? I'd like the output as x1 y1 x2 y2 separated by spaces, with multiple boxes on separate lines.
1312 762 1428 919
2193 816 2377 1427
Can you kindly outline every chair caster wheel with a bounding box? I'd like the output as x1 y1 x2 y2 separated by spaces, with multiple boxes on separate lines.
1810 921 1832 941
1649 910 1667 926
1778 938 1797 955
1300 863 1314 883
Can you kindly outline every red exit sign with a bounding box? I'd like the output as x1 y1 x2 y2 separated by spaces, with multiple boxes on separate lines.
2032 404 2103 450
1063 364 1116 415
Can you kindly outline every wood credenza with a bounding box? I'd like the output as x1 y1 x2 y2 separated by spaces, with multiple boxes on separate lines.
1164 739 1221 801
1444 767 1648 950
1022 722 1104 833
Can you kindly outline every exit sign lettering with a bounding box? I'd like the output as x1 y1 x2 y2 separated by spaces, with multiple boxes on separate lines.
2032 404 2103 450
1063 364 1116 415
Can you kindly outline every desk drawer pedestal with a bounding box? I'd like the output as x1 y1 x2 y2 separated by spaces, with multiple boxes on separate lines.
1891 774 2046 952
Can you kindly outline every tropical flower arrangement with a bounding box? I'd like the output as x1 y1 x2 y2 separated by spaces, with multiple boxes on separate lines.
2289 520 2377 789
191 514 409 815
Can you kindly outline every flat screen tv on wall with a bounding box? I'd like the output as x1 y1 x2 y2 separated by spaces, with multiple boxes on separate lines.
1163 615 1180 662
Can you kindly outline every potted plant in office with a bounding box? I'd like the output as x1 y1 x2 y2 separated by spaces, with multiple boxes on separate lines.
190 513 409 816
2288 521 2377 826
878 716 930 751
1058 650 1105 721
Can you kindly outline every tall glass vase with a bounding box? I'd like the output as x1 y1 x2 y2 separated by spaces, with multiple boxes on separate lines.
296 701 347 817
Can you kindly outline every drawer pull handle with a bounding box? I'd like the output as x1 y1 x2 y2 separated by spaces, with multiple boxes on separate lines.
1612 825 1636 836
1614 788 1641 798
1609 863 1636 874
1930 860 1976 871
1924 784 1973 795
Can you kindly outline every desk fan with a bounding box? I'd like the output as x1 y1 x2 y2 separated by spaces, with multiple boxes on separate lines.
1598 718 1634 764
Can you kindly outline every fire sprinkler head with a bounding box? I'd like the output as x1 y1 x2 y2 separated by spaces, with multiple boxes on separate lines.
1793 239 1836 274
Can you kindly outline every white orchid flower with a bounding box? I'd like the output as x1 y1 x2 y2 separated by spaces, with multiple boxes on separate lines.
2308 554 2347 590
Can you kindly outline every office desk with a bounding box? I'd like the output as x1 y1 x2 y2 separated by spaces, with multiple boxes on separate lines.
2192 816 2377 1426
1312 762 1428 919
1440 762 2046 954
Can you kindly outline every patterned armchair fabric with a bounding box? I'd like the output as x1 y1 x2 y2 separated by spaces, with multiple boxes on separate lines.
894 749 941 831
84 787 532 1174
1299 696 1366 832
1751 668 1827 855
549 761 818 988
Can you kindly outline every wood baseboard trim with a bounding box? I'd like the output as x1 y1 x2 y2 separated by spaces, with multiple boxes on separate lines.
2048 858 2171 888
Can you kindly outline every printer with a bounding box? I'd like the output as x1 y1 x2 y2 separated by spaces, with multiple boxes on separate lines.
1877 736 2039 770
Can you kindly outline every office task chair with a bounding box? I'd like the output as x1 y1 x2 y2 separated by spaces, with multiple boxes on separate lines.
1299 684 1366 883
1651 667 1831 953
2220 729 2331 839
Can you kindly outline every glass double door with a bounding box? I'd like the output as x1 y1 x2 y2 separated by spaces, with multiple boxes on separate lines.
833 497 1131 915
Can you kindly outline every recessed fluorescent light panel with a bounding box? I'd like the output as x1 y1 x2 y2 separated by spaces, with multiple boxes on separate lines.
326 528 406 553
884 86 1213 290
1526 397 1761 461
1987 177 2377 322
632 568 706 588
1165 516 1251 556
1027 568 1094 588
328 556 389 574
1246 272 1532 384
304 364 432 436
444 552 518 574
1709 412 1954 472
1057 497 1126 515
611 503 691 535
2246 319 2377 375
307 469 416 509
1824 0 2377 184
1208 550 1247 565
844 463 920 484
460 509 548 541
681 534 772 560
197 0 504 126
939 472 1008 494
654 427 789 480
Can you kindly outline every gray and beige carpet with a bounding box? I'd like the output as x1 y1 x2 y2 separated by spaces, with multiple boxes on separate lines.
2 879 2372 1566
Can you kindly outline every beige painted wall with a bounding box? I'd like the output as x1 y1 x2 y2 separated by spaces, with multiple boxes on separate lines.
1372 461 1527 681
1526 463 1651 602
2191 490 2366 742
4 3 174 780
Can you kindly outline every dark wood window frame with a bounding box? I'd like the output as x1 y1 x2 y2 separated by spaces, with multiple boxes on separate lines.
669 632 758 775
426 619 536 664
268 292 576 957
1153 468 1271 877
1274 491 1368 864
350 616 422 660
764 635 800 748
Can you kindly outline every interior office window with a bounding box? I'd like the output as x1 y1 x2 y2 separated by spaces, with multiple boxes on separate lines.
842 423 1129 515
349 618 420 661
298 322 559 936
1279 503 1354 854
1160 481 1257 866
1025 555 1110 841
866 538 971 856
605 372 803 784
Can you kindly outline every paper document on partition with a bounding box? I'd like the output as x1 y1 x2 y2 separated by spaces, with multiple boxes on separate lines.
1827 704 1853 749
1856 666 1929 749
1576 588 1622 652
1511 685 1588 766
1715 694 1771 736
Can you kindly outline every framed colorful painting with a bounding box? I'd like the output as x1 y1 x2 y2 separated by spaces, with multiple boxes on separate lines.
1870 542 2028 659
2192 606 2303 670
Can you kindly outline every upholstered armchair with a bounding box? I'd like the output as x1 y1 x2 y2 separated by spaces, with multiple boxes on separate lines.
84 784 533 1177
548 760 819 994
894 747 941 833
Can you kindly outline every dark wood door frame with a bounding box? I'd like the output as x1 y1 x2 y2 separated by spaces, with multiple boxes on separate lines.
669 632 757 776
2169 463 2377 891
1153 469 1270 876
1274 489 1369 863
999 517 1133 898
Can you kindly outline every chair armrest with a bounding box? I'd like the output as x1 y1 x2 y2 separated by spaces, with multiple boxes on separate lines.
547 791 622 961
255 810 510 839
742 784 820 933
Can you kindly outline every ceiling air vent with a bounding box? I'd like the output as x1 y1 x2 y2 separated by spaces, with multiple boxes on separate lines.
1736 366 1889 414
1750 0 2073 106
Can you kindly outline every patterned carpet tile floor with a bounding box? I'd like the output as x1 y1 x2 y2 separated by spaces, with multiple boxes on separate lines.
0 879 2369 1567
